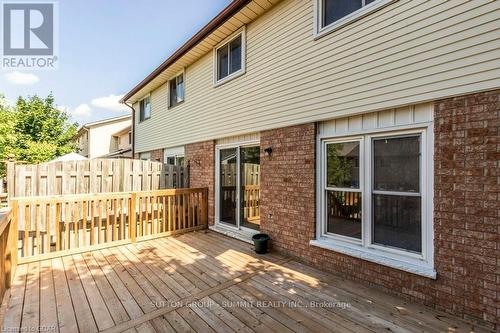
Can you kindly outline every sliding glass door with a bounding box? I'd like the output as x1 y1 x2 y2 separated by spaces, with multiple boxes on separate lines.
240 146 260 230
219 148 237 226
218 144 260 231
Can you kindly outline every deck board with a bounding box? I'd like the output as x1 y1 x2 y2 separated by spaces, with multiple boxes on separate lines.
0 231 492 333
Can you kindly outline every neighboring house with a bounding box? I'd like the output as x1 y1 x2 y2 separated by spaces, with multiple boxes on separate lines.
49 152 87 163
75 115 132 159
106 125 133 159
122 0 499 328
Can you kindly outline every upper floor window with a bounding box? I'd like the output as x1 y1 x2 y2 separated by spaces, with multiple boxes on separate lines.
139 96 151 122
315 0 391 37
169 73 184 108
214 28 246 85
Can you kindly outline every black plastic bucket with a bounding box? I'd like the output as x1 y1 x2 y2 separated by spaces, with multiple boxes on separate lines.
252 233 270 254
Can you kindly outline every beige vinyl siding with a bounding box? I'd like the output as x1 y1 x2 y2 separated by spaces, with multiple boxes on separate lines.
134 0 500 153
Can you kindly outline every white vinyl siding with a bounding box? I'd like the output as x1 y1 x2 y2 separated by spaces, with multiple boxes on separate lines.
134 0 500 153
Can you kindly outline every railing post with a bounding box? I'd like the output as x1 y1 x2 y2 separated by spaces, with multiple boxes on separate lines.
129 192 136 243
203 188 208 227
6 161 15 201
6 203 18 288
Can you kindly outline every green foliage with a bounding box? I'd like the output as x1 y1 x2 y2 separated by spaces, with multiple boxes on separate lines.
0 94 78 175
326 143 355 188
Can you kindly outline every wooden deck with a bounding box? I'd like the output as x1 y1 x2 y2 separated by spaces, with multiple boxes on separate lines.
0 231 489 333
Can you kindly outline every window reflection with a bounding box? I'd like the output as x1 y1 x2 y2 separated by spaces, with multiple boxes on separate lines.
327 190 361 238
327 142 360 189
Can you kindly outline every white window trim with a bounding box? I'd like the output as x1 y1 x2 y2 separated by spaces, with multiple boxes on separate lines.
166 154 185 166
139 94 151 123
214 139 259 232
213 27 246 87
168 69 185 109
164 146 185 165
139 152 151 161
312 125 436 279
313 0 396 39
322 136 364 246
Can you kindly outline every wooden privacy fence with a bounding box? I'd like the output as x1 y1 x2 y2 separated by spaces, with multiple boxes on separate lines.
0 209 17 304
242 184 260 221
5 159 188 198
10 188 208 262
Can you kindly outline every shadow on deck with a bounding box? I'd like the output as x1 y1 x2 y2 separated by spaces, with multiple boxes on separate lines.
0 231 490 333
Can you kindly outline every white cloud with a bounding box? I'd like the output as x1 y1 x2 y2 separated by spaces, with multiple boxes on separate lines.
56 105 69 113
4 71 40 85
91 94 128 112
72 104 92 117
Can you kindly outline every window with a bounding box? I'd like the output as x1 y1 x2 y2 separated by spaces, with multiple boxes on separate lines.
139 152 151 160
139 96 151 122
169 73 184 108
315 0 392 36
326 141 362 239
214 30 245 84
316 128 433 276
372 135 421 252
166 155 185 166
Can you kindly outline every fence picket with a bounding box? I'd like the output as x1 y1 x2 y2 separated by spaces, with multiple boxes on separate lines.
5 159 188 199
11 188 207 262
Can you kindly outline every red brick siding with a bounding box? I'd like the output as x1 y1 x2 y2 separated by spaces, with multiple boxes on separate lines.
260 123 317 258
185 141 215 226
433 89 499 327
149 149 163 162
258 90 499 330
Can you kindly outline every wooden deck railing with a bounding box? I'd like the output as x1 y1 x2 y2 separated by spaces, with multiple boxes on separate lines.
10 188 208 263
0 209 17 303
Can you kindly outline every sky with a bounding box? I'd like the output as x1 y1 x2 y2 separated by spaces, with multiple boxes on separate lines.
0 0 231 125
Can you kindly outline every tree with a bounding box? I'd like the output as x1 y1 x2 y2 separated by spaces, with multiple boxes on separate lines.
0 94 78 175
327 143 355 187
0 96 17 176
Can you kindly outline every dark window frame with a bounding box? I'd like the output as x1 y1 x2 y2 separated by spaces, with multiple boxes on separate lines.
168 73 185 108
315 0 392 38
139 96 151 122
320 0 378 29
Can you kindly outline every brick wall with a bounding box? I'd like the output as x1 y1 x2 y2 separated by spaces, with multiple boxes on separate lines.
433 89 499 327
185 140 215 226
259 90 499 329
149 149 163 162
260 123 317 258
